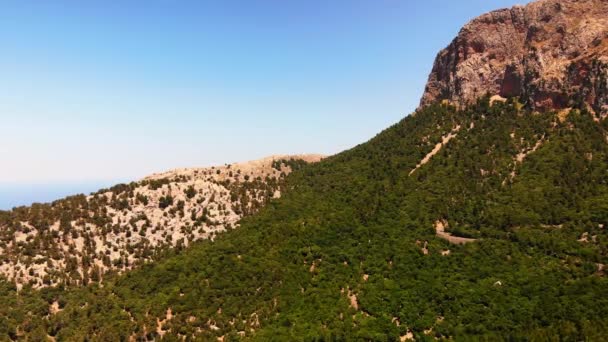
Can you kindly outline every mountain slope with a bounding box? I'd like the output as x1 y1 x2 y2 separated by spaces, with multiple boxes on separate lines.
3 100 608 340
0 155 322 288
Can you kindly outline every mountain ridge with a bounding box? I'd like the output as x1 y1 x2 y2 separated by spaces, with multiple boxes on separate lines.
0 155 322 288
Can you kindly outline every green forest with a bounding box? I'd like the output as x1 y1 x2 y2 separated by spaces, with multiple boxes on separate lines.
2 98 608 341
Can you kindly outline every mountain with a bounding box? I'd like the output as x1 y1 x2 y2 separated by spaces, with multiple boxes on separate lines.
421 0 608 117
6 100 607 341
1 0 608 340
0 155 322 288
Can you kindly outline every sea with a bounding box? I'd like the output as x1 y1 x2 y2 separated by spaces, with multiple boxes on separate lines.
0 181 125 211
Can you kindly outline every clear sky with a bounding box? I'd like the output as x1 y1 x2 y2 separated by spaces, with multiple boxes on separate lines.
0 0 532 187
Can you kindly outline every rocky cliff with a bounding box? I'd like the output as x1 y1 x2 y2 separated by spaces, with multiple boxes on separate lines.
420 0 608 116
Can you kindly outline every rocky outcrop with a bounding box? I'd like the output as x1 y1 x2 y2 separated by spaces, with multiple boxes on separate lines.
420 0 608 116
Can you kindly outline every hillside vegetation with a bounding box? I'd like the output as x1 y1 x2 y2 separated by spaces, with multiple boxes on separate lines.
0 155 321 288
2 98 608 341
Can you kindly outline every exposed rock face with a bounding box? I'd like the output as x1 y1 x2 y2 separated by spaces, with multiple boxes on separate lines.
420 0 608 116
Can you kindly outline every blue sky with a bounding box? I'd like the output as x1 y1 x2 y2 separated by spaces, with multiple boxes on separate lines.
0 0 532 189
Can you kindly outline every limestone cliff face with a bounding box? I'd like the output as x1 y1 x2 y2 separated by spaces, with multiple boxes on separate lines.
420 0 608 116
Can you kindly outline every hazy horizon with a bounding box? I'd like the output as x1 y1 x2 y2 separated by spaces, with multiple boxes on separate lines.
0 180 127 210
